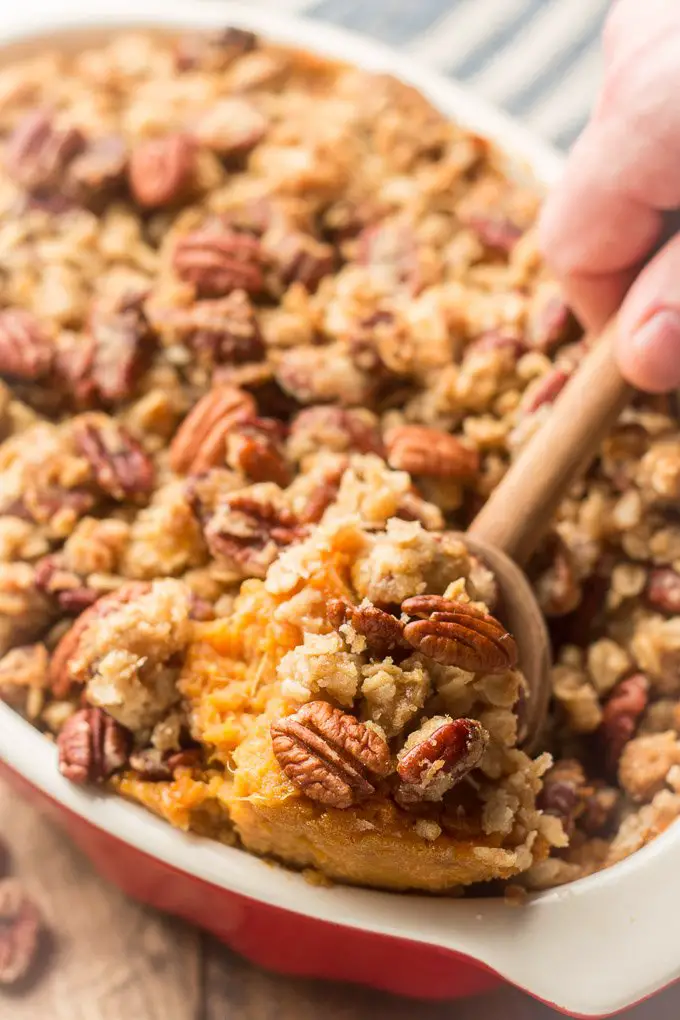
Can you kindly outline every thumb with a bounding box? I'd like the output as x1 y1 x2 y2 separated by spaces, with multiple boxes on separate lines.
616 232 680 393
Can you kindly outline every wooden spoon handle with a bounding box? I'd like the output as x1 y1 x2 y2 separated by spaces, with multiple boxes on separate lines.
468 318 632 566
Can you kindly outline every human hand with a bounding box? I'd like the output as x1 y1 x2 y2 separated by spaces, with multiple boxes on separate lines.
539 0 680 392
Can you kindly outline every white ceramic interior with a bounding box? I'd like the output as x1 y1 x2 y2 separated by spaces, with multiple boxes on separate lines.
1 3 679 1015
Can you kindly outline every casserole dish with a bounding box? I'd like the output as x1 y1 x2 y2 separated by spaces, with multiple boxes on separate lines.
1 3 680 1015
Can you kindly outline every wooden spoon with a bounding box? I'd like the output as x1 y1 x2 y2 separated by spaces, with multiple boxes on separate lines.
453 320 632 750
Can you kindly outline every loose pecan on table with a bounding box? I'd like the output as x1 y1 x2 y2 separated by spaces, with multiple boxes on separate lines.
5 109 84 194
402 595 518 673
601 673 649 774
169 385 256 474
271 700 392 809
128 133 196 208
73 417 155 500
0 879 43 987
225 417 292 487
173 228 265 297
397 717 488 794
645 568 680 615
384 425 479 481
327 596 407 660
0 310 53 382
48 582 151 698
57 707 131 785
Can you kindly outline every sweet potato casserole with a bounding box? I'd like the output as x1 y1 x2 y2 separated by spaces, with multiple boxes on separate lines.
1 28 680 894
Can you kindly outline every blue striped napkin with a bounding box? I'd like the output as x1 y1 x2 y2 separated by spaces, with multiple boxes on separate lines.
246 0 611 150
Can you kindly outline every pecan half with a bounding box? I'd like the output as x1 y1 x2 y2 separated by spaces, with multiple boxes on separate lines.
48 582 151 697
327 596 407 660
0 310 53 382
129 747 202 781
158 291 264 370
175 27 258 72
461 214 522 254
66 134 128 205
5 109 84 194
73 417 155 500
402 596 518 673
128 133 196 208
0 879 42 987
57 707 131 785
271 701 392 809
397 717 488 797
203 491 304 577
225 417 292 486
86 292 155 405
537 758 588 837
464 329 527 361
601 673 649 774
645 568 680 615
384 426 479 481
34 555 97 614
265 230 334 293
173 229 264 297
194 97 267 157
169 385 256 475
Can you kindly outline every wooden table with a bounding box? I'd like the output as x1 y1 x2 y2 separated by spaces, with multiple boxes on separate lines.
3 778 679 1020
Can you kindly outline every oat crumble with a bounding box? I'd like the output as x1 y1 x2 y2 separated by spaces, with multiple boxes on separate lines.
0 28 678 894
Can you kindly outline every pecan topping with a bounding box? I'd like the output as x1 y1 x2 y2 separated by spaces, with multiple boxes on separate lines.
194 97 267 157
48 583 151 697
225 417 292 486
67 134 128 204
175 27 257 71
57 707 131 785
5 109 84 194
526 285 575 352
289 406 384 460
0 879 42 987
601 673 649 774
129 747 202 781
462 214 522 254
522 367 570 414
358 220 421 291
384 426 479 481
158 291 264 369
73 417 155 500
532 535 581 618
298 460 348 525
645 568 680 615
402 596 518 673
173 228 265 297
85 292 155 405
169 385 256 475
538 758 588 837
327 596 407 660
464 330 527 361
271 701 392 808
265 230 334 293
203 492 304 577
128 133 196 208
0 310 53 382
397 717 488 793
34 555 97 614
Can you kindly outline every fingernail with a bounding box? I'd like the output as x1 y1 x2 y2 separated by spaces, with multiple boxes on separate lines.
627 308 680 393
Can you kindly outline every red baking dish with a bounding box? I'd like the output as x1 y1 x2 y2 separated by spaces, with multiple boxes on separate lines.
2 4 680 1016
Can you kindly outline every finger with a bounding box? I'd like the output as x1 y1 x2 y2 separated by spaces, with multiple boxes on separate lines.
616 232 680 392
539 122 663 331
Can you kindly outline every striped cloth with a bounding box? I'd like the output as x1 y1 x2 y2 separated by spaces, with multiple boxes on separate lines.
246 0 612 151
